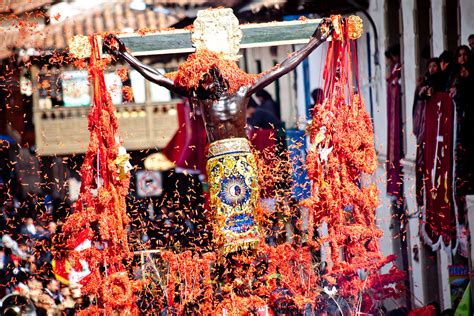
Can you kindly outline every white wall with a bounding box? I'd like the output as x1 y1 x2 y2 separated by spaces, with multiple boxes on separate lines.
357 4 388 156
431 0 446 57
460 0 474 45
362 0 411 309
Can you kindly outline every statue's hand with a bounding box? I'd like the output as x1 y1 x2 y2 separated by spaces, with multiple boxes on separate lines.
312 18 333 41
103 34 127 55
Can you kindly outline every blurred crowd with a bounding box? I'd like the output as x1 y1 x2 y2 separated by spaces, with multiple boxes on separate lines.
413 37 474 198
385 35 474 206
0 191 85 315
383 35 474 316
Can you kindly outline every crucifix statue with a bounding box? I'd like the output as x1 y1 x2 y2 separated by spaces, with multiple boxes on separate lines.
102 8 348 254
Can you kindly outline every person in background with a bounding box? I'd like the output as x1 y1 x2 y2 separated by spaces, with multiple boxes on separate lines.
0 245 13 297
439 50 453 91
25 277 43 308
449 45 473 95
308 88 324 118
44 279 62 304
311 88 324 105
247 96 283 130
59 286 76 315
450 45 474 197
385 44 404 198
413 57 443 206
20 218 38 240
255 89 281 120
468 34 474 53
35 221 56 274
36 278 63 315
417 58 443 98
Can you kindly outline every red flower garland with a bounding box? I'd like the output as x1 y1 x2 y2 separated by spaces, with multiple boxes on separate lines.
305 16 405 311
60 36 138 314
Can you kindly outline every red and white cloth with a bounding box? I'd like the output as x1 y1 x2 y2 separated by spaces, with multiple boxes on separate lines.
420 92 459 251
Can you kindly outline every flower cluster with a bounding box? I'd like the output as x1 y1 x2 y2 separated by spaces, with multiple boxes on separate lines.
166 48 258 94
140 250 215 314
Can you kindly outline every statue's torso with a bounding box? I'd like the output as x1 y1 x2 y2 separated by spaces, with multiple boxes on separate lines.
195 86 249 143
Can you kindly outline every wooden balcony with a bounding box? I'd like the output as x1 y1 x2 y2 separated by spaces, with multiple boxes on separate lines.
33 101 179 156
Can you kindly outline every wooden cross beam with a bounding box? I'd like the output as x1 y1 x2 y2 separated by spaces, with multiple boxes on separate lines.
69 8 332 59
117 18 322 56
69 9 361 62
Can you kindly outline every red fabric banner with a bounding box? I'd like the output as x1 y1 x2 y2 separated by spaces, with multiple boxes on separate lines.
408 305 436 316
421 92 458 250
413 95 426 207
162 101 207 175
386 63 403 197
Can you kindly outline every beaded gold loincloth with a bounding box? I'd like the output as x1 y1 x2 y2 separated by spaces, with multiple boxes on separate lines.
207 138 261 254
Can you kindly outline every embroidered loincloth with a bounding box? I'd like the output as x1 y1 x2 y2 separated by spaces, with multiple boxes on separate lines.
207 138 261 254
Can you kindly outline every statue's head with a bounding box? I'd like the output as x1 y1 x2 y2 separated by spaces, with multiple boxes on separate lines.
195 66 229 100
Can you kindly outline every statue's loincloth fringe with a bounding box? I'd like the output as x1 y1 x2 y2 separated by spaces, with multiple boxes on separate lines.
220 239 260 255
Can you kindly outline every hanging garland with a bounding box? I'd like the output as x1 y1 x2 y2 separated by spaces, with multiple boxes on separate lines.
305 16 405 311
59 36 139 315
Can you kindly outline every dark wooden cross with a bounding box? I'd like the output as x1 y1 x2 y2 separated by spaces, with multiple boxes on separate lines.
68 8 324 59
116 15 322 57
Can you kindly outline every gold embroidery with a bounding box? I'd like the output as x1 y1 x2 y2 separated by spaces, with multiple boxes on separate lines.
207 138 261 254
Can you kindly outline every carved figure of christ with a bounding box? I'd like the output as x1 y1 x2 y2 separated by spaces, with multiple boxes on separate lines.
104 8 333 142
103 8 334 253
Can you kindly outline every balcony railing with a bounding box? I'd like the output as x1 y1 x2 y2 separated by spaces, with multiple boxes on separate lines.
33 101 179 156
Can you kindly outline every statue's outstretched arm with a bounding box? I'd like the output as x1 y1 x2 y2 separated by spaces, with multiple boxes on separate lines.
104 34 187 97
246 20 332 97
